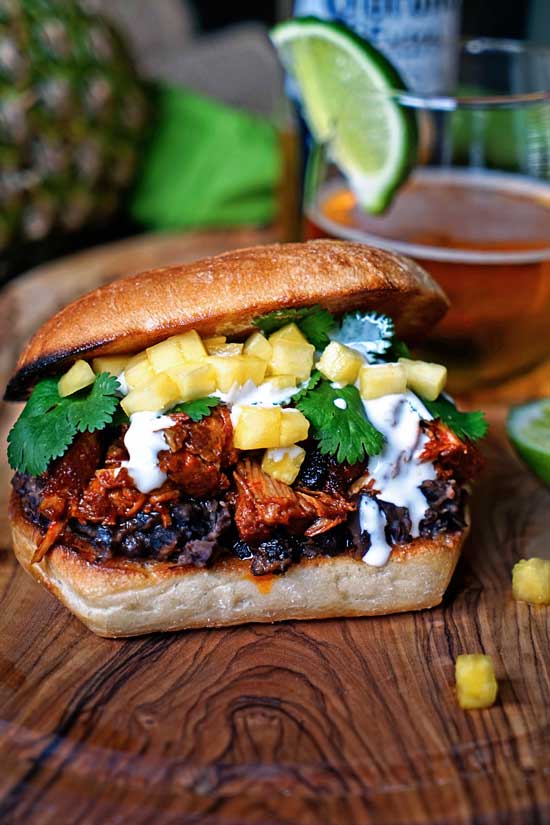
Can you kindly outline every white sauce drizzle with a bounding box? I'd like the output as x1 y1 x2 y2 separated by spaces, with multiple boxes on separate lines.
333 397 347 410
359 390 436 567
116 371 129 396
268 445 303 462
121 411 175 493
213 379 303 429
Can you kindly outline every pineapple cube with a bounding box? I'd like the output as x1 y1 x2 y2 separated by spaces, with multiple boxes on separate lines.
92 355 129 377
455 654 498 710
175 330 208 362
124 352 156 390
317 341 363 384
280 409 310 446
263 375 297 390
359 363 407 400
262 445 306 485
58 360 96 397
243 331 272 361
121 374 179 416
209 355 266 391
203 336 226 349
168 363 216 402
147 336 190 374
268 322 309 346
399 358 447 401
205 342 243 357
512 558 550 605
269 340 315 382
232 406 281 450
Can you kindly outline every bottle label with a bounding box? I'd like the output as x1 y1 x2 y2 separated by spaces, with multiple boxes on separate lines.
293 0 462 94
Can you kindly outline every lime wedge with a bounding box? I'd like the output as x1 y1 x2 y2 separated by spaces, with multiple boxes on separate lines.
507 399 550 485
271 17 417 213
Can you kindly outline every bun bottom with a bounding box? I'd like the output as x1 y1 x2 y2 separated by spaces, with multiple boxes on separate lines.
10 497 467 637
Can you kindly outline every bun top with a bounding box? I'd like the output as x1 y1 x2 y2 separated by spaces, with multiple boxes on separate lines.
5 240 448 400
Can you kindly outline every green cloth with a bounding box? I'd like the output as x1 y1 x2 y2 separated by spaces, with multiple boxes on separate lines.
130 85 280 230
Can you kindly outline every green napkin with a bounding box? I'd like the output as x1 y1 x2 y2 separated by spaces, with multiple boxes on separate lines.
130 85 280 230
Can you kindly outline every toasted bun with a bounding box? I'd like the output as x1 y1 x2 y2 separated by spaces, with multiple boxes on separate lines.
5 240 448 400
10 494 466 638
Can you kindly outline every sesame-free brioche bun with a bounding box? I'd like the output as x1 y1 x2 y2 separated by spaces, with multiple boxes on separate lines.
5 240 448 400
10 493 467 638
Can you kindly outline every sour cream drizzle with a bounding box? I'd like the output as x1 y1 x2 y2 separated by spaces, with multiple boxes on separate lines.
359 390 435 567
121 411 175 493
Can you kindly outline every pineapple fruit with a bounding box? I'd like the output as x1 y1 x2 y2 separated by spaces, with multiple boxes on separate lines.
399 358 447 401
209 355 266 391
512 558 550 605
121 374 179 416
455 654 498 710
233 407 309 450
359 363 407 400
243 332 272 361
0 0 149 260
262 446 306 485
58 359 95 396
317 341 363 385
92 355 129 377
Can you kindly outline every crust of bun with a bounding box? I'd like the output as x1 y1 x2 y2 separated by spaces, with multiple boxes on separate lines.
10 495 467 637
5 240 448 400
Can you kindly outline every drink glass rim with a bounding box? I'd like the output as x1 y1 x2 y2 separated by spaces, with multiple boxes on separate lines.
380 38 550 111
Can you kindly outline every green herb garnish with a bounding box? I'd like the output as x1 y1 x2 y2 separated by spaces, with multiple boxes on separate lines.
291 369 322 403
254 305 335 349
170 396 220 422
421 395 488 442
7 373 120 476
296 380 384 464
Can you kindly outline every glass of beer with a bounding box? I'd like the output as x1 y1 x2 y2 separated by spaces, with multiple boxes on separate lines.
303 39 550 392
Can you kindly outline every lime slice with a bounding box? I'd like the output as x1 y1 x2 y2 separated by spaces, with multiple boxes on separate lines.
507 399 550 485
271 17 417 213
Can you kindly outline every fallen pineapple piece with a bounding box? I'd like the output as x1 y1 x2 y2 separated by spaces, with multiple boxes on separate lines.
317 341 363 385
512 558 550 605
359 363 407 400
92 355 129 377
262 445 306 485
232 406 281 449
455 654 498 710
58 360 96 397
399 357 447 401
121 374 179 416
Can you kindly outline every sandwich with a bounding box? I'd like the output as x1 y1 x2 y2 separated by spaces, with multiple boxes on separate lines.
5 240 486 637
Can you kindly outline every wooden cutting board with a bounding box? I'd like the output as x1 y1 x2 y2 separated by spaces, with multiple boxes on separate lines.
0 230 548 825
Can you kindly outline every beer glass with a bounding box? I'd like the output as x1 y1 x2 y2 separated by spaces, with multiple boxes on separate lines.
303 39 550 392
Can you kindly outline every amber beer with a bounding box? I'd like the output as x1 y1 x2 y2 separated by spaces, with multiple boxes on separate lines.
305 170 550 390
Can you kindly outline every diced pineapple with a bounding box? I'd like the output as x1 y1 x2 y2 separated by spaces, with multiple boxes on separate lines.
124 352 156 390
399 358 447 401
243 331 272 361
121 374 179 416
175 330 208 361
168 363 216 402
92 355 129 377
268 322 309 346
263 375 297 390
512 558 550 605
209 355 266 391
147 336 190 374
359 363 407 400
232 406 281 450
58 360 96 397
203 336 226 349
268 339 314 382
317 341 363 385
279 409 310 446
455 654 498 710
262 445 306 485
205 342 244 357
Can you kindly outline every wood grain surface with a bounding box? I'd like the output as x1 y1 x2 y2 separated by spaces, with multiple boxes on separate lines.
0 230 549 825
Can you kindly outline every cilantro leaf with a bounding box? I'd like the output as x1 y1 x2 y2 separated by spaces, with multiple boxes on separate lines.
296 380 384 464
7 373 121 476
254 305 335 349
421 395 488 442
170 396 220 422
386 338 411 361
290 370 322 403
331 311 394 361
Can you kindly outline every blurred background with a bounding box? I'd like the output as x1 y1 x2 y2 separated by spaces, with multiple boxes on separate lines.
1 0 549 283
